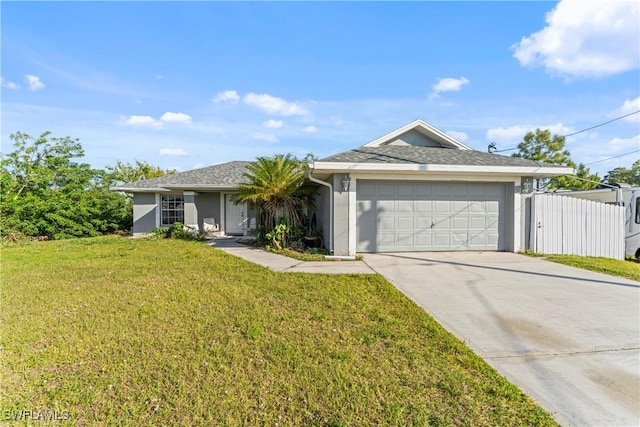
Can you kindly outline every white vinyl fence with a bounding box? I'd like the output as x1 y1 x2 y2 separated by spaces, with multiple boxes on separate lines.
529 193 625 260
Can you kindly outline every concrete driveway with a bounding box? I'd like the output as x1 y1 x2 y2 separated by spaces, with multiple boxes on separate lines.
364 252 640 426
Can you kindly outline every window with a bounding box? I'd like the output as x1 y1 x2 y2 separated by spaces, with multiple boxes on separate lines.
161 194 184 226
636 196 640 224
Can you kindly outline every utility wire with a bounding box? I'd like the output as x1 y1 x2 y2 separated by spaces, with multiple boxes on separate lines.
562 110 640 137
488 109 640 153
583 149 640 166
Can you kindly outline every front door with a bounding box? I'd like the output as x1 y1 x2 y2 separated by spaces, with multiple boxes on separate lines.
225 194 246 235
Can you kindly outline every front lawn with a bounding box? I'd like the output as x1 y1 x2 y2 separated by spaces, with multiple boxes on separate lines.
526 252 640 281
1 237 556 425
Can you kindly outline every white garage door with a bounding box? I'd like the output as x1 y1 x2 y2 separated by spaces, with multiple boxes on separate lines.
356 181 506 252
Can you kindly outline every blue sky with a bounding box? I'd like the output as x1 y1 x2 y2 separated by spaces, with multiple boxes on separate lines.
2 1 639 178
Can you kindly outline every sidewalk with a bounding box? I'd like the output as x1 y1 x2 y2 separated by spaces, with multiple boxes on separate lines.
206 237 375 274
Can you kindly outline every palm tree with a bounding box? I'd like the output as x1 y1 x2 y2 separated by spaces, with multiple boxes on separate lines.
235 154 316 231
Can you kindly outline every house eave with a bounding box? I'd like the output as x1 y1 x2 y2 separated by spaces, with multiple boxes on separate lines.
109 186 170 193
161 184 241 190
110 184 243 192
310 162 573 177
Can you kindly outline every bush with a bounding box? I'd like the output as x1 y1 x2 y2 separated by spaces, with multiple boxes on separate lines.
149 223 204 241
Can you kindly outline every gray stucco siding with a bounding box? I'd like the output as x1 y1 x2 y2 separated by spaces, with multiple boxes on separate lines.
132 193 157 235
332 174 351 256
195 192 221 231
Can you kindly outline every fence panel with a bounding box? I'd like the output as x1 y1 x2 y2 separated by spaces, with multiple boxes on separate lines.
530 193 624 260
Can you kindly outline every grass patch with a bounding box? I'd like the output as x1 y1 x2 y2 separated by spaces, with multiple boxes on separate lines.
266 246 328 262
266 247 364 262
525 252 640 281
2 236 557 425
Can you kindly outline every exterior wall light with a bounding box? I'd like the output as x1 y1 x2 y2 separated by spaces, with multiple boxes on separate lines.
341 175 350 192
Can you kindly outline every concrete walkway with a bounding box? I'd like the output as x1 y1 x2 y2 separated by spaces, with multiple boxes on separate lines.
363 251 640 427
206 237 375 274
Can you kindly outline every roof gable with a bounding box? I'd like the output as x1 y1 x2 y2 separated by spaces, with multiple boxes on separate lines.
363 119 472 150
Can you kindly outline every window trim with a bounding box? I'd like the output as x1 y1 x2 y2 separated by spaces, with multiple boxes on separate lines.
160 193 185 226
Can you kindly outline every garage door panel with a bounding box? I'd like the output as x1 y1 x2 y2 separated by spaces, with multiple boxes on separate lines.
415 232 433 246
433 184 451 196
397 200 414 213
378 233 395 248
452 200 468 211
452 184 469 196
396 217 413 230
452 217 469 230
397 184 414 197
396 233 414 247
486 201 500 213
434 232 453 246
416 200 433 212
452 232 468 246
378 184 396 197
377 200 395 212
432 217 450 230
434 200 451 212
380 217 396 230
416 217 431 229
359 182 377 198
486 233 500 246
470 216 487 229
357 181 506 252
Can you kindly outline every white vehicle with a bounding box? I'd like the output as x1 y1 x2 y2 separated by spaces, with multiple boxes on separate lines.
558 184 640 258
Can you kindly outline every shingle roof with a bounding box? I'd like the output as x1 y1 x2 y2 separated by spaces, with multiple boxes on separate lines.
318 146 564 168
114 161 253 190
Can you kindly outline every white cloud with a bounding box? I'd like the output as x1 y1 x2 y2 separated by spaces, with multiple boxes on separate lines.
125 115 162 128
303 125 318 134
25 74 45 91
243 92 308 116
446 130 469 143
486 123 573 145
124 112 192 128
212 90 240 104
1 77 20 89
264 119 283 129
160 112 192 124
159 148 188 156
611 97 640 123
251 132 278 142
512 0 640 78
429 77 469 99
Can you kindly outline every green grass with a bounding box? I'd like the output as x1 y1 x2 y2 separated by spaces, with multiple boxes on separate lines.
266 247 328 262
1 237 557 426
525 252 640 281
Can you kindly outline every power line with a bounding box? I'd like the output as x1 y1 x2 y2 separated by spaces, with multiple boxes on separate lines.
583 149 640 166
562 109 640 137
488 109 640 153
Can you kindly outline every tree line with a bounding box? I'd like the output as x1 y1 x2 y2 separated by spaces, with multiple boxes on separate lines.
1 130 638 241
0 132 174 240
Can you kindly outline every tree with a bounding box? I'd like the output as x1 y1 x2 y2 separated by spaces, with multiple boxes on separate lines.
235 154 316 231
1 132 130 239
605 159 640 186
105 160 176 185
512 128 599 190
